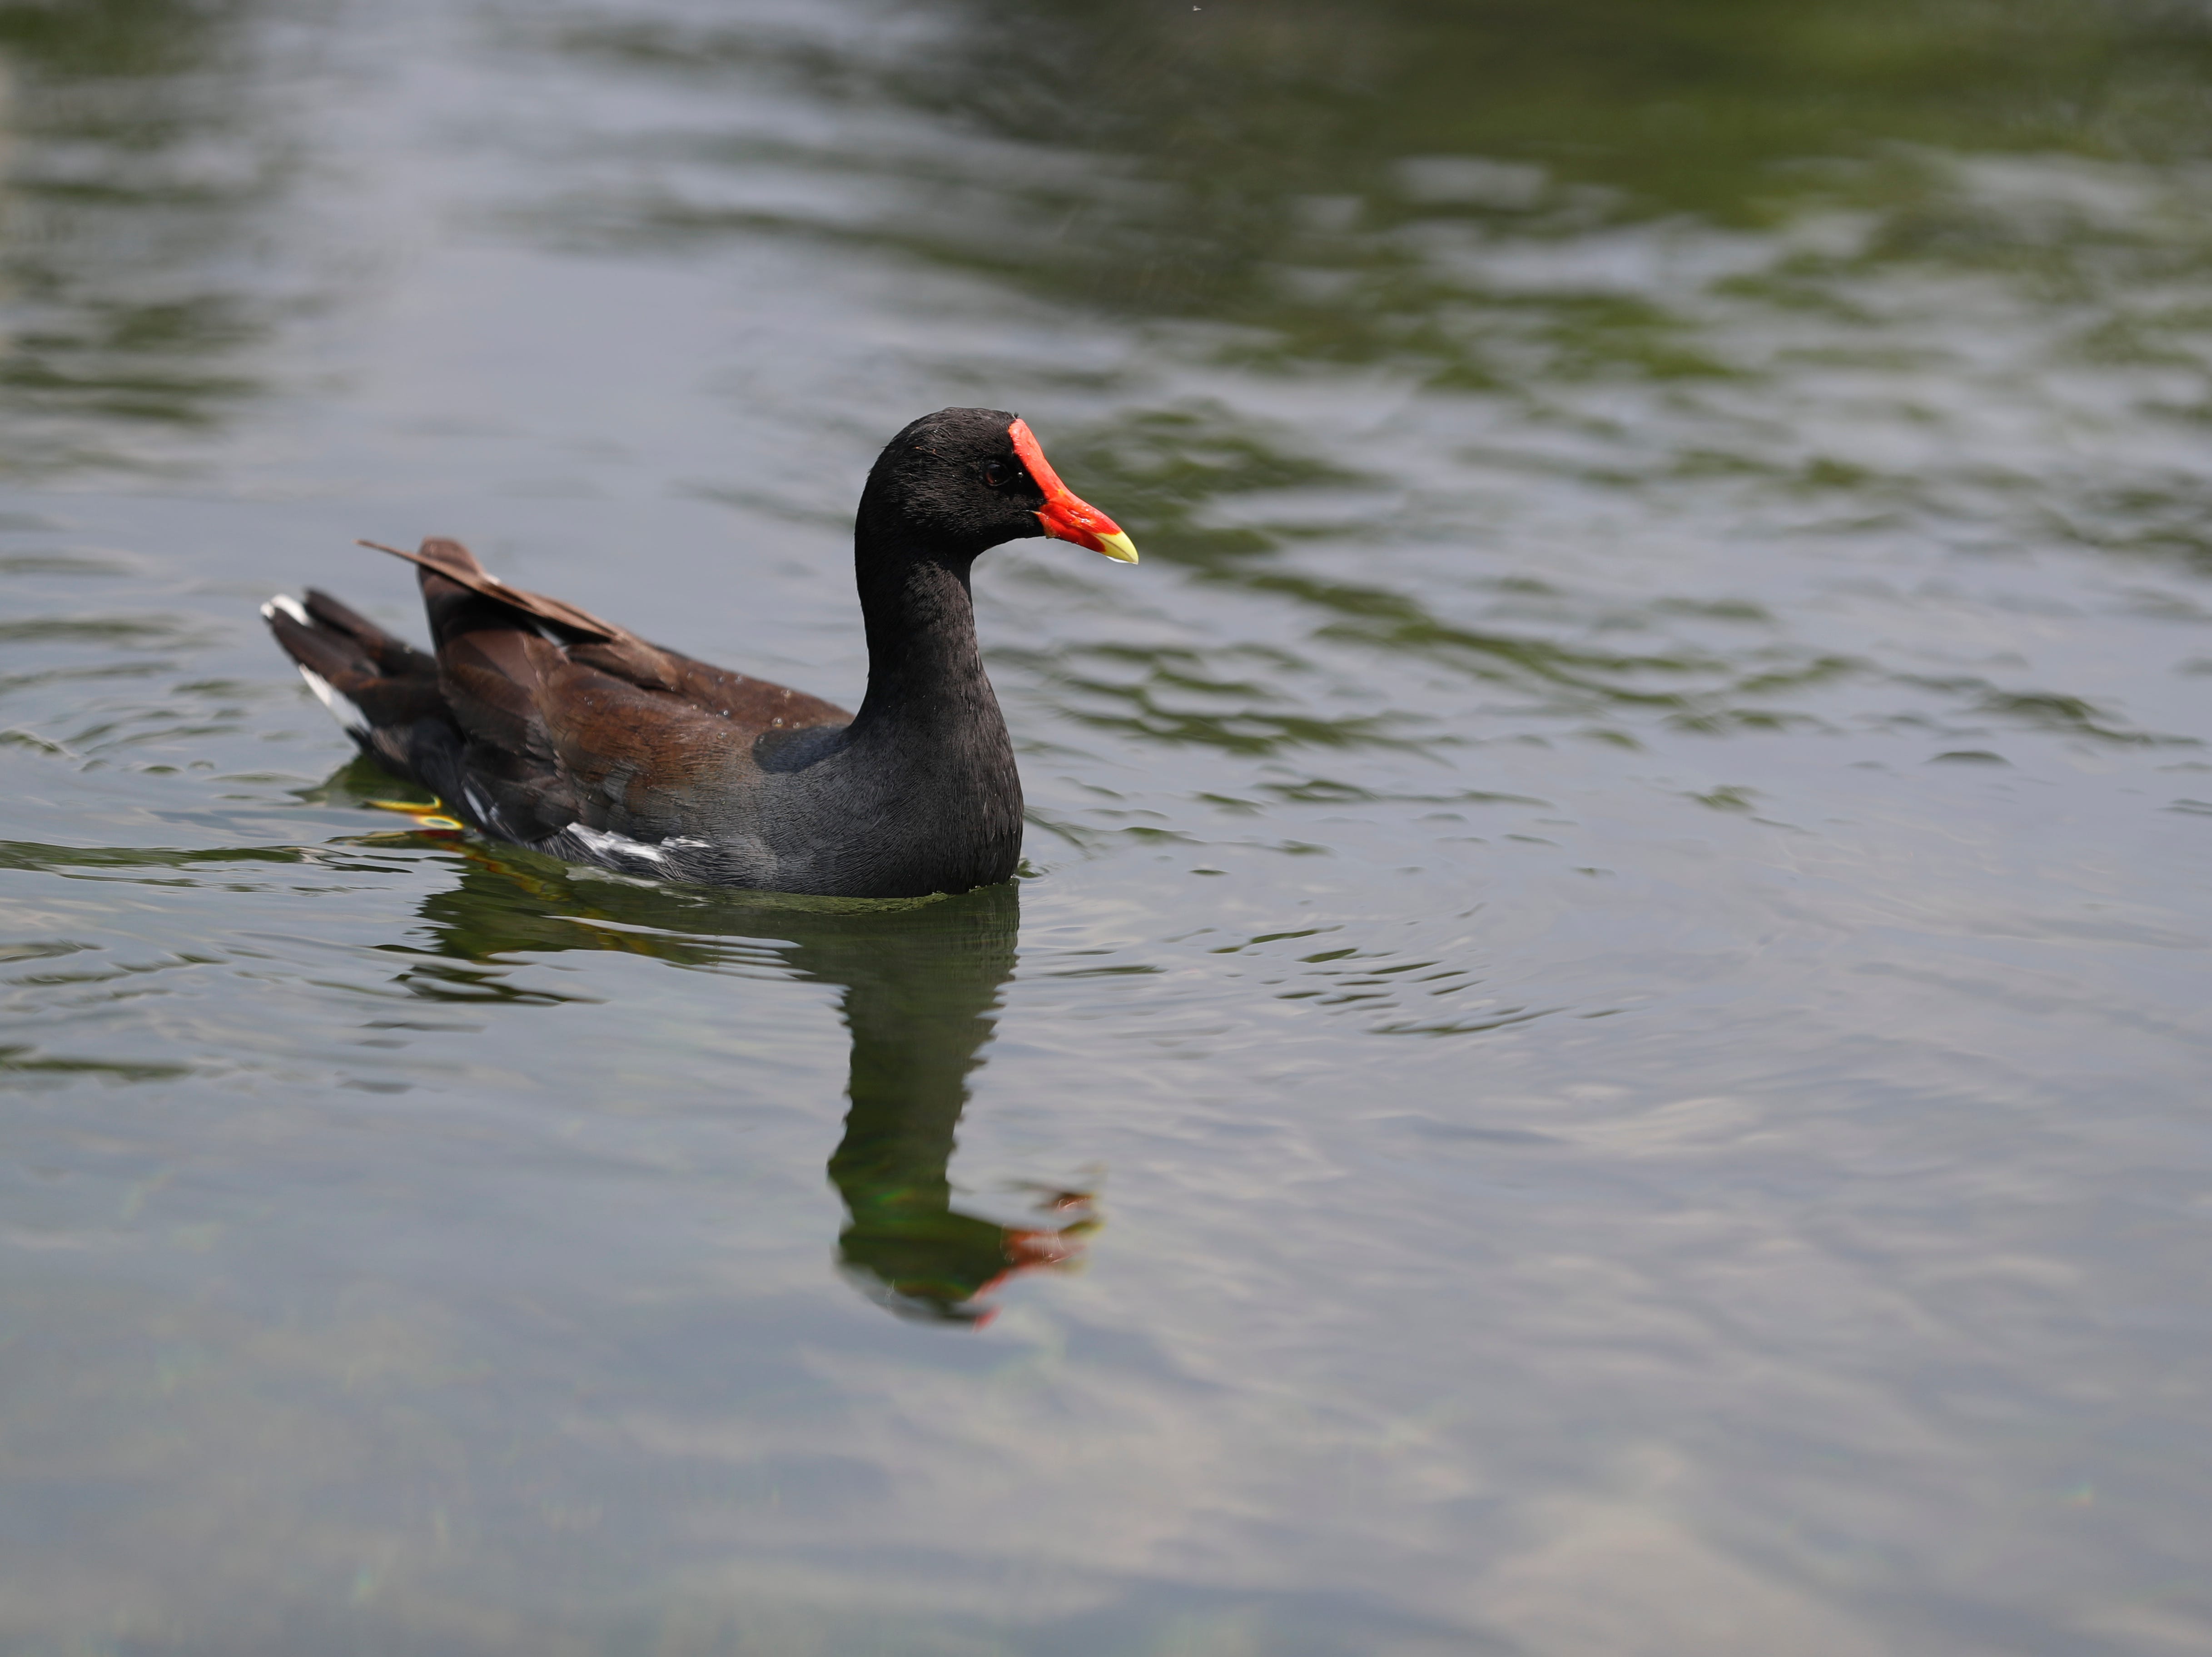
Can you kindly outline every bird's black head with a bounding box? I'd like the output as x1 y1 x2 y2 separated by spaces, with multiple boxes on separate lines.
857 407 1137 567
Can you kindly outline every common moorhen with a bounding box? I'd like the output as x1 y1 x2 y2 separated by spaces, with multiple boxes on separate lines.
262 407 1136 898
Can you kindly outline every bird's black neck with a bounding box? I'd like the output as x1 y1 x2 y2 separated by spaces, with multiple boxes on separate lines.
836 509 1024 895
848 543 1003 749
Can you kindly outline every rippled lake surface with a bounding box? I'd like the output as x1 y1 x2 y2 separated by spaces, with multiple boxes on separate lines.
3 1 2210 1651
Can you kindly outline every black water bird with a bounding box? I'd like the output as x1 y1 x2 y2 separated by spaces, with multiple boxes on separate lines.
263 408 1137 898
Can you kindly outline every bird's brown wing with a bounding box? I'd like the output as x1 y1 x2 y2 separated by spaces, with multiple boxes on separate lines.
376 537 849 839
375 535 846 725
431 624 732 837
364 536 624 640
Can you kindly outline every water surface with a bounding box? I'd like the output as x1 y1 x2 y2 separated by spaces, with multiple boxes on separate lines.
2 1 2209 1652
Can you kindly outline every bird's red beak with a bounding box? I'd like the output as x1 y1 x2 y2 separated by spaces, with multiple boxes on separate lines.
1009 418 1138 563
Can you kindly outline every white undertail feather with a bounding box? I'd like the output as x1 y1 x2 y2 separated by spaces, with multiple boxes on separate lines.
264 592 370 737
294 663 371 737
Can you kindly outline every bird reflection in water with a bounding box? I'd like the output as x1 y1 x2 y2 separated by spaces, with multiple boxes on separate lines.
828 890 1094 1322
343 773 1095 1324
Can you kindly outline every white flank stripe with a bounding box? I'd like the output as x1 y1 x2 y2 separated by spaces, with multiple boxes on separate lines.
261 593 310 625
568 824 672 866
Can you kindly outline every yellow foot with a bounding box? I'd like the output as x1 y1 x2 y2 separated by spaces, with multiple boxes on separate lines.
362 797 464 831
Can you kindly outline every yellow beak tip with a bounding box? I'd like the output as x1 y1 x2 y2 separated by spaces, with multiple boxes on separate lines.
1096 530 1139 565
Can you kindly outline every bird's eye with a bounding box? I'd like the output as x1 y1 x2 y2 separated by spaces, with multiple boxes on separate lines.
982 459 1013 488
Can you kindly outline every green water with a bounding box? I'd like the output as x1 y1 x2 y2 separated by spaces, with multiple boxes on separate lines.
1 1 2209 1651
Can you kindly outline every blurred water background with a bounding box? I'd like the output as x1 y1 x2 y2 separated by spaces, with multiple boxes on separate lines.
1 0 2210 1651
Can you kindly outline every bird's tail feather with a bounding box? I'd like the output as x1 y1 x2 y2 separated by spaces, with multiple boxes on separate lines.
261 589 447 762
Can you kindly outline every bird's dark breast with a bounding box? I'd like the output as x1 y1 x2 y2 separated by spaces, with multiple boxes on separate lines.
748 726 1024 900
